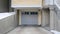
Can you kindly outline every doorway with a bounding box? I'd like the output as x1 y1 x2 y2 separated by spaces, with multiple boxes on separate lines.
21 12 38 25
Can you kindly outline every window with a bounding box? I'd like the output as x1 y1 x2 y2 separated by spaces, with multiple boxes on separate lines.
22 12 38 15
30 12 38 15
22 12 29 15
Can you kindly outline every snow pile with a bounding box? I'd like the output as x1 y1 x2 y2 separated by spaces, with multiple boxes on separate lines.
51 30 60 34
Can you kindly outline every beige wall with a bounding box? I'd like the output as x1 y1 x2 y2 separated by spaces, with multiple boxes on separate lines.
11 0 42 7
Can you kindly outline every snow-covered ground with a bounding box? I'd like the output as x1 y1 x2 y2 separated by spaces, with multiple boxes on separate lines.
0 12 15 20
51 30 60 34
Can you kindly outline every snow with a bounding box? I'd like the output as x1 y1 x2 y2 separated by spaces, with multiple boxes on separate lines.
51 30 60 34
0 12 15 20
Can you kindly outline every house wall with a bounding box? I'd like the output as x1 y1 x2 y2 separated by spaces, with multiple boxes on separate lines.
54 5 60 32
54 0 60 9
0 0 9 12
43 0 54 6
0 12 18 34
42 10 50 26
49 6 59 32
11 0 42 7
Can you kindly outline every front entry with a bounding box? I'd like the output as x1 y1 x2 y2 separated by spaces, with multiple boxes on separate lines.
21 12 38 25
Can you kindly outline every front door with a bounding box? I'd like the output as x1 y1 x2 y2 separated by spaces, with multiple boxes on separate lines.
21 12 38 25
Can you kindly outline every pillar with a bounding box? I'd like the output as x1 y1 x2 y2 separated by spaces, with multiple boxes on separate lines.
38 10 42 25
19 10 21 25
50 7 55 30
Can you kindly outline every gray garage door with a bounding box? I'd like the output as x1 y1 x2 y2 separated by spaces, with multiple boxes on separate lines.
21 12 38 25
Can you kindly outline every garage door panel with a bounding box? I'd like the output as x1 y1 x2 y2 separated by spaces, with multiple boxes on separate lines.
21 12 38 25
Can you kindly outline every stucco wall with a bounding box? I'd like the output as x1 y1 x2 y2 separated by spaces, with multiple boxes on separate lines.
11 0 42 7
43 0 54 6
54 5 60 32
49 5 60 32
54 0 60 9
0 12 18 34
42 10 50 26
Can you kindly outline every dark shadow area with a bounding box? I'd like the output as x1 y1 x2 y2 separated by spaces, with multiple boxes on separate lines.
0 0 9 12
0 0 14 13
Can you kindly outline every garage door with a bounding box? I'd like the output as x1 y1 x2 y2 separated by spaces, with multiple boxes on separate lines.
21 12 38 25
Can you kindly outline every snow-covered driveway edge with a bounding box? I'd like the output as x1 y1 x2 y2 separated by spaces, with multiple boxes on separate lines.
51 30 60 34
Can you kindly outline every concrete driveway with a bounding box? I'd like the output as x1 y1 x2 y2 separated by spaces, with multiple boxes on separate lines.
7 26 53 34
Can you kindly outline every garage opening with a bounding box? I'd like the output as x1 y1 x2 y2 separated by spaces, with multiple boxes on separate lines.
21 12 38 25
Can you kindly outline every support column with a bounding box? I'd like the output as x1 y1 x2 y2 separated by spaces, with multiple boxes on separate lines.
14 9 18 26
42 10 46 26
19 10 21 25
38 10 42 25
50 7 55 30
